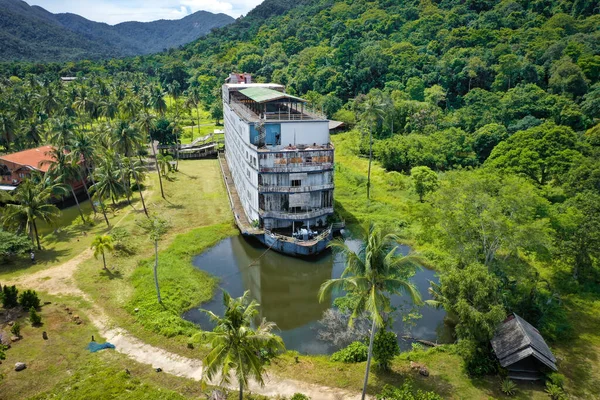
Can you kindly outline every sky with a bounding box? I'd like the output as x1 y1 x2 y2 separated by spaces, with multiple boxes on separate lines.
26 0 264 24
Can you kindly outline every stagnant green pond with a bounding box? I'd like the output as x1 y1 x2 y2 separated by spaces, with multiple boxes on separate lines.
183 233 451 355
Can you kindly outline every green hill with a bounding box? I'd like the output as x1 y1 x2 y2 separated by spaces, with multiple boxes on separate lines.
0 0 234 61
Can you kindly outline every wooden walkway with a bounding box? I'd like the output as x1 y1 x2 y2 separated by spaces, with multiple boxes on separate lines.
218 152 263 235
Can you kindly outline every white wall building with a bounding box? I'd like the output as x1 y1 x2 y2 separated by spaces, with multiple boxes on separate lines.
222 80 334 233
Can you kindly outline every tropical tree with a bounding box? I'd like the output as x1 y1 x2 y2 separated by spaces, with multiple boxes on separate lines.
360 97 385 200
91 234 114 271
156 153 174 177
202 290 285 400
0 113 16 150
1 179 61 250
71 131 100 216
410 166 439 202
90 152 125 206
43 148 86 224
137 112 165 199
318 224 422 400
138 216 169 303
49 117 77 149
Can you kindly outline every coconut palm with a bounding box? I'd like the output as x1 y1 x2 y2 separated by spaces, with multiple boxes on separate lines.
137 112 165 199
70 131 101 217
138 216 169 303
20 120 43 146
43 148 86 225
91 234 114 271
318 223 422 400
0 113 16 150
49 117 77 149
90 152 125 207
360 97 385 200
150 86 167 115
202 290 285 400
112 119 146 210
156 153 174 177
2 179 61 250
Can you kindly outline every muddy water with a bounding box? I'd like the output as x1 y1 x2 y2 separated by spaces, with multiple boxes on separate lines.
182 233 451 354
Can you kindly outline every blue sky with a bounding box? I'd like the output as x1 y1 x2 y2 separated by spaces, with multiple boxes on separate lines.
27 0 264 24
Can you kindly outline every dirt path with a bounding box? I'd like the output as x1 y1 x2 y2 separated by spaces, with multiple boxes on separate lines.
4 211 363 399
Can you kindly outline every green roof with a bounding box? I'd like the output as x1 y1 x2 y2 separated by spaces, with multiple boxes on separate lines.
239 87 306 103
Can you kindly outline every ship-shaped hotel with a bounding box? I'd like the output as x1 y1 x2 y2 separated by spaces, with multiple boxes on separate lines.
219 73 340 256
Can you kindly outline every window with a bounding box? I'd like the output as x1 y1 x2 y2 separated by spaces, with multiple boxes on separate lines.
291 179 301 187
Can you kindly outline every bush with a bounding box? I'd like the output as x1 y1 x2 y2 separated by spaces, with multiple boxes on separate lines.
331 341 368 363
546 372 566 388
111 227 135 256
501 379 517 396
10 322 21 337
376 383 442 400
290 394 310 400
546 383 567 400
29 307 42 326
456 340 499 377
373 329 400 371
19 289 40 309
1 285 18 308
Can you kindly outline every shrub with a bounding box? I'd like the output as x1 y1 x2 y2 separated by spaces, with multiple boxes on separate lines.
19 289 40 309
376 383 442 400
111 227 135 256
501 379 517 396
411 342 425 352
547 372 566 388
331 341 368 363
456 339 499 377
29 307 42 326
10 322 21 337
290 394 310 400
373 329 400 371
545 383 567 400
1 285 18 308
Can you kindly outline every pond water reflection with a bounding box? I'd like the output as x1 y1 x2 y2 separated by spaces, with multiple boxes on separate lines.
182 233 452 354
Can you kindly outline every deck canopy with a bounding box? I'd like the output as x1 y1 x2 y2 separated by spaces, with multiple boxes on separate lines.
239 87 306 104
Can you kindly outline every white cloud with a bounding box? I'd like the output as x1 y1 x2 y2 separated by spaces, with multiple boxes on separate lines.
26 0 263 24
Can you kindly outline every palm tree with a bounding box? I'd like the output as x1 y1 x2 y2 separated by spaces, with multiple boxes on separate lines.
70 131 101 217
91 234 114 271
137 112 165 199
185 88 201 142
138 216 169 303
90 152 125 207
360 97 385 200
318 224 422 400
202 290 285 400
2 179 61 250
150 86 167 116
0 113 16 150
156 153 174 177
20 120 43 146
43 148 86 225
49 117 77 149
112 119 145 209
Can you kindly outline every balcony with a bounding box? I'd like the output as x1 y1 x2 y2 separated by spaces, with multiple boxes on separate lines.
258 183 334 193
259 207 334 220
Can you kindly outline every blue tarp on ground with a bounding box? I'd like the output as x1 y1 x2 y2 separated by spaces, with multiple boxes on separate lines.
87 342 115 352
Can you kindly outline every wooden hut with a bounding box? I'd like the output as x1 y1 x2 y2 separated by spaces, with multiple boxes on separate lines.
491 313 557 380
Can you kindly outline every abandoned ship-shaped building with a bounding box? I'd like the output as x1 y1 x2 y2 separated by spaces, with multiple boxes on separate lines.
220 74 337 256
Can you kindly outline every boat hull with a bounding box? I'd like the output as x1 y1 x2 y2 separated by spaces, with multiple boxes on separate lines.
244 230 332 257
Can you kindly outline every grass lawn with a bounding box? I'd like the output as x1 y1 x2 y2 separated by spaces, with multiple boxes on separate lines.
0 192 147 281
74 159 237 356
0 294 253 400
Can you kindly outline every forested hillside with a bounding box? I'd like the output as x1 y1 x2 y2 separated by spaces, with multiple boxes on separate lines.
0 0 234 61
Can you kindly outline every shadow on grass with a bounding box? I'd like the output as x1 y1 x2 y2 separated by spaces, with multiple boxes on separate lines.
0 248 71 276
99 269 123 280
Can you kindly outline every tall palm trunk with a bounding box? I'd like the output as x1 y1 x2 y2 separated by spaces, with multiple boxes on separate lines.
101 251 107 270
70 185 86 224
117 155 132 206
87 165 109 227
367 128 373 200
154 240 162 303
150 136 165 199
130 159 148 217
78 170 97 214
361 318 377 400
239 381 243 400
32 220 41 250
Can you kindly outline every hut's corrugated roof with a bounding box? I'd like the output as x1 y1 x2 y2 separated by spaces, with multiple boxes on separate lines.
239 87 306 103
491 314 557 371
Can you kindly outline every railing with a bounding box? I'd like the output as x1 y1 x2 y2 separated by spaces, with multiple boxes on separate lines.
229 99 327 122
259 163 334 173
258 183 334 193
259 207 334 220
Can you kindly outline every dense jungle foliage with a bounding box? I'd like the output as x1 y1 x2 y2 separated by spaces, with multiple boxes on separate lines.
0 0 599 394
